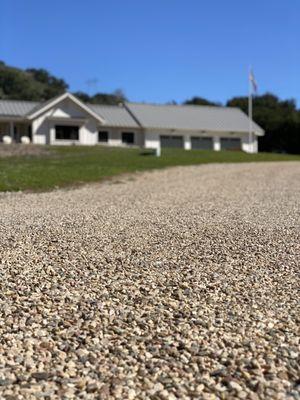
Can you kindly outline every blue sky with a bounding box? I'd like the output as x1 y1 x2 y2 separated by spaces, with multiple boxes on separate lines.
1 0 299 105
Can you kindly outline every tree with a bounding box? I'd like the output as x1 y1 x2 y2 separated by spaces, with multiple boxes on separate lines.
26 68 68 99
89 90 127 105
184 96 220 106
0 61 127 105
227 93 300 154
73 91 92 103
0 61 68 101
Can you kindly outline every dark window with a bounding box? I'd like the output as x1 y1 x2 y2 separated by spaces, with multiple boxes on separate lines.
122 132 134 144
98 131 109 142
55 125 79 140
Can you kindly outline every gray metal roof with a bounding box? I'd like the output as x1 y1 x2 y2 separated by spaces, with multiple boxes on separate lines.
0 99 139 128
126 103 264 134
0 96 264 135
88 104 139 128
0 99 40 117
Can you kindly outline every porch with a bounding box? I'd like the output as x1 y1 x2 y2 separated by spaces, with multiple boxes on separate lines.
0 120 32 143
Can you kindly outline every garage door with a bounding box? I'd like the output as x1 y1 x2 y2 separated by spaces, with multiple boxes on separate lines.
221 138 241 151
160 135 184 148
191 137 213 150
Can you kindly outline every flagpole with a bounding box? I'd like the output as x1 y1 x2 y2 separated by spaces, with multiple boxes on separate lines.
248 66 253 153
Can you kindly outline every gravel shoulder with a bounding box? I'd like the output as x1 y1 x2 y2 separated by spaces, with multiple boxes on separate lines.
0 162 299 399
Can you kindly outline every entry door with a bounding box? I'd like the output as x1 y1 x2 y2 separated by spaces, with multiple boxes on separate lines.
160 135 184 148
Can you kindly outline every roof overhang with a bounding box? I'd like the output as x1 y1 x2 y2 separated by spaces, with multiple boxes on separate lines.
26 92 106 124
0 116 28 121
46 116 87 125
143 126 265 136
254 130 265 137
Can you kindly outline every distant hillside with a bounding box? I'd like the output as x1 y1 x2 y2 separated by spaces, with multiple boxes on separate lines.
0 61 68 101
0 61 127 105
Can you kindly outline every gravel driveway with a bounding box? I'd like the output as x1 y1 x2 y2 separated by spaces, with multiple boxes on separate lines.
0 162 299 400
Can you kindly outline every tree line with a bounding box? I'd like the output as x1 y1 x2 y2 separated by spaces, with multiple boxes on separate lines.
0 61 299 153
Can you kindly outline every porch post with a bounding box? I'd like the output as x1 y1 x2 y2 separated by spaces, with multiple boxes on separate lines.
9 121 14 141
213 136 221 151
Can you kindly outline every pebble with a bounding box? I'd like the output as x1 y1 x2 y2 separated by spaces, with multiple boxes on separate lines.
0 162 299 399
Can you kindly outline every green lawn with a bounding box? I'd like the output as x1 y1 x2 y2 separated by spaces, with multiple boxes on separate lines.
0 145 299 192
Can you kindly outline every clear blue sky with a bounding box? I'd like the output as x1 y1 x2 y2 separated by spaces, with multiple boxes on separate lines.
1 0 299 105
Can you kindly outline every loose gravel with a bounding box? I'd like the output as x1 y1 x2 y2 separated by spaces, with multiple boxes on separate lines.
0 162 299 400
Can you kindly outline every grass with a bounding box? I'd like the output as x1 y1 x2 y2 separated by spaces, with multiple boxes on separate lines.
0 145 299 192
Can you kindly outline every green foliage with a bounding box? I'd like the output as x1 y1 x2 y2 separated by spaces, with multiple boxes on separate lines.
184 96 220 106
0 146 299 192
0 61 68 101
26 68 68 99
227 93 300 154
75 89 127 105
0 61 126 105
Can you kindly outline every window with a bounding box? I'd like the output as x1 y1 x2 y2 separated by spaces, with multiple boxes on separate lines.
98 131 109 142
122 132 135 144
55 125 79 140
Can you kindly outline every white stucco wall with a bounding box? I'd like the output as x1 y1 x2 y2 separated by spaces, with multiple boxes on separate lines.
241 134 258 153
32 114 49 144
144 131 160 150
99 128 143 147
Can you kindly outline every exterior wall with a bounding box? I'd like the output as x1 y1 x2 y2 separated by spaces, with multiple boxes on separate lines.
98 128 143 147
144 129 259 153
48 119 98 146
241 133 258 153
213 136 221 151
144 130 161 150
32 99 98 145
51 99 88 119
184 136 191 150
32 113 53 145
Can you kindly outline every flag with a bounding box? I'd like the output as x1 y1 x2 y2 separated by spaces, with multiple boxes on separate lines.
249 69 258 93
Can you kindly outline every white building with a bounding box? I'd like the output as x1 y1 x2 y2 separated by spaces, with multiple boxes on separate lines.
0 92 264 153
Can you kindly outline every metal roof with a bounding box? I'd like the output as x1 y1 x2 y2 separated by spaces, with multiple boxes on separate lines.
88 104 139 128
0 99 40 117
0 98 139 128
126 103 264 134
0 95 264 135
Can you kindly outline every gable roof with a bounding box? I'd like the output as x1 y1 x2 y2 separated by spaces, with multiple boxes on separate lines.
26 92 105 123
0 93 265 135
126 103 265 135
